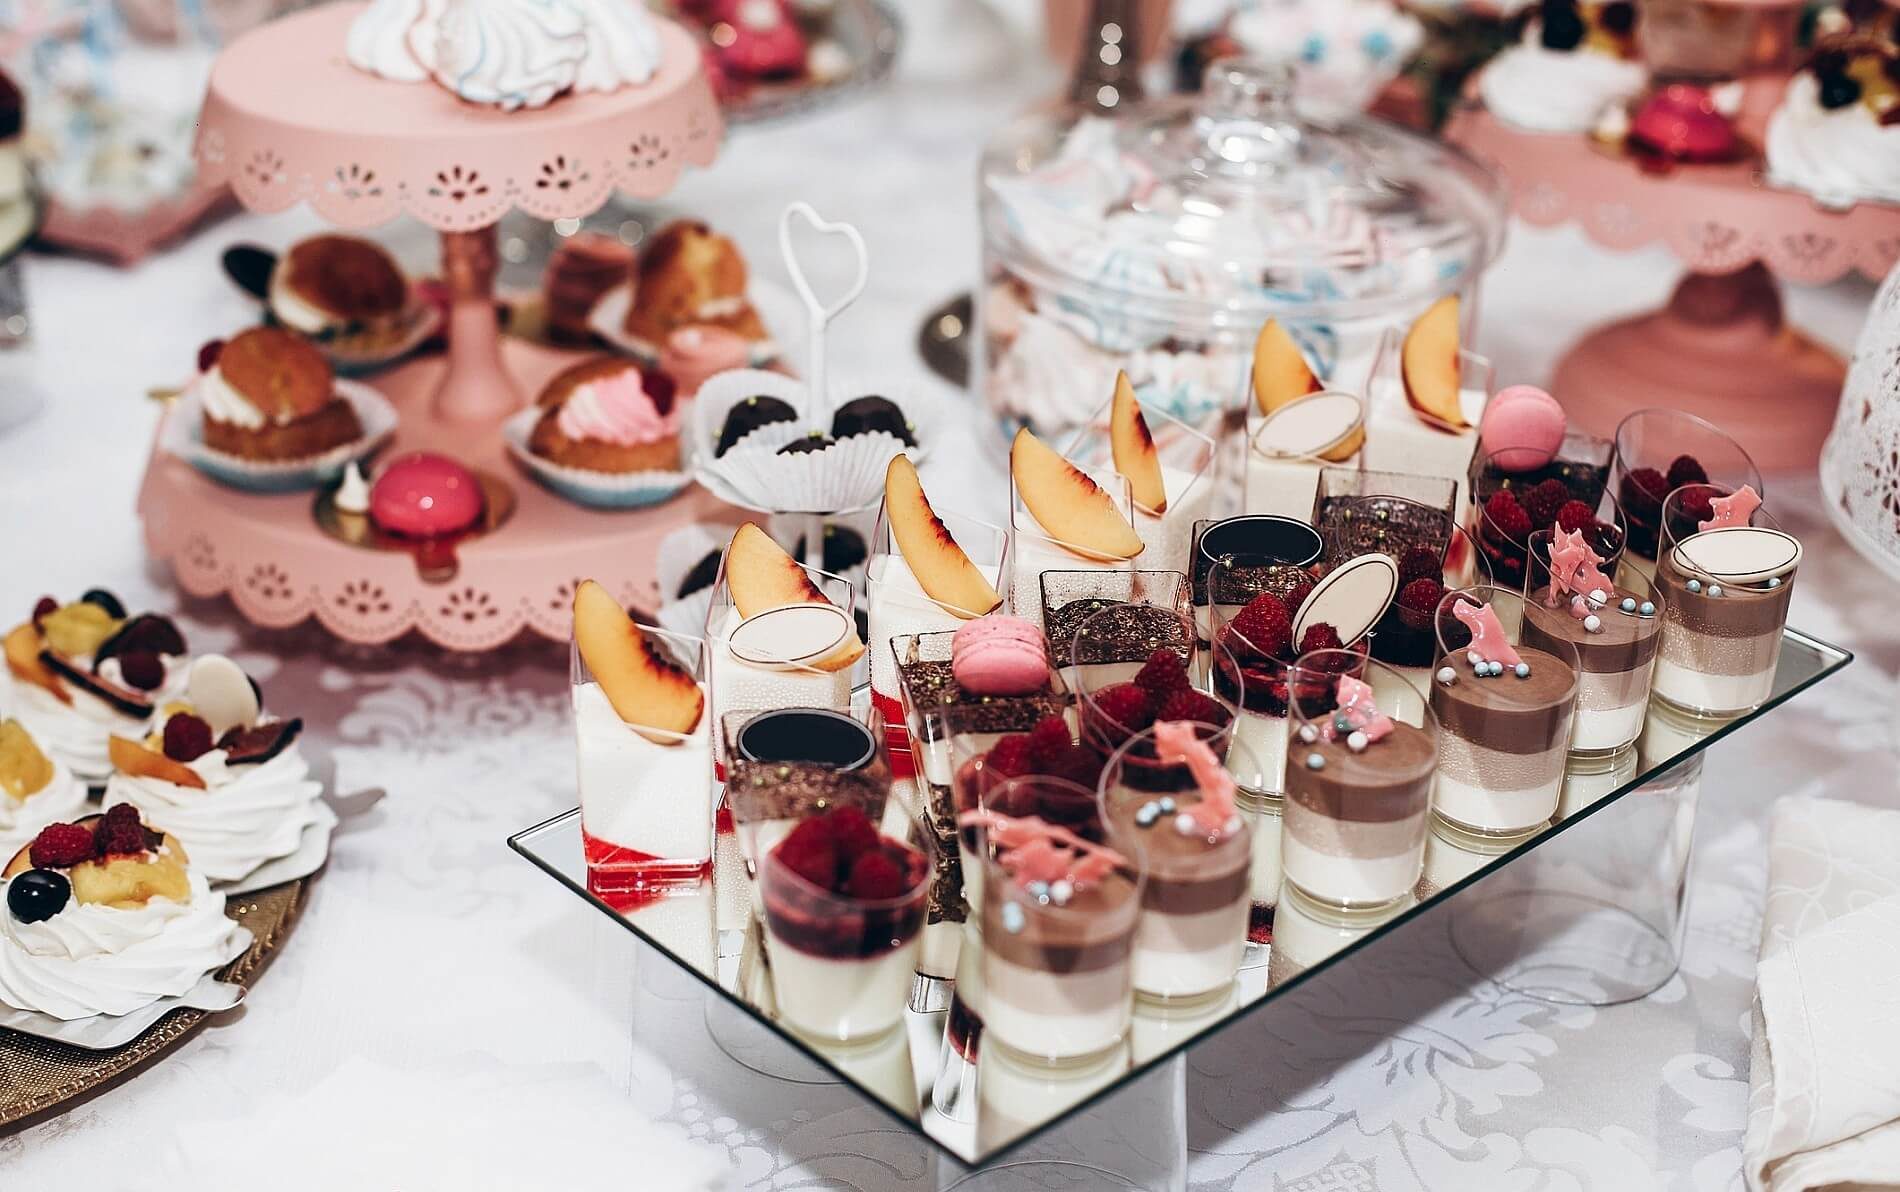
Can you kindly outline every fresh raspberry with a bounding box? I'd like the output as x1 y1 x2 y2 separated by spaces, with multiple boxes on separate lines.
1299 623 1345 655
1397 546 1442 586
29 822 96 869
1303 649 1360 675
1522 479 1571 528
1677 487 1714 524
196 339 224 373
1132 649 1191 699
775 819 840 890
30 596 56 624
1281 575 1316 616
102 802 141 828
1229 592 1293 658
1399 577 1444 614
845 850 908 900
1089 682 1155 738
1555 500 1597 534
1621 466 1669 506
1666 454 1709 490
1484 489 1532 542
1027 716 1072 762
822 807 880 862
1042 743 1104 789
1156 689 1228 728
162 714 214 763
983 734 1036 780
117 650 165 691
95 816 151 857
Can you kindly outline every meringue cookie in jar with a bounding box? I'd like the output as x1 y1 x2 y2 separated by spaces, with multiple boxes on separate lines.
977 57 1504 448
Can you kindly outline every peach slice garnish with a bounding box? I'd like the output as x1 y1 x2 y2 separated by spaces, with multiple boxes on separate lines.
1011 428 1144 561
109 735 207 790
572 579 706 744
1108 371 1167 516
1251 318 1323 416
1401 295 1467 431
723 525 865 674
3 623 67 705
884 456 1002 619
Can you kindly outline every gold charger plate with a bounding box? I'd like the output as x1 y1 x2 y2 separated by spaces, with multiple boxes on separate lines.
0 877 307 1129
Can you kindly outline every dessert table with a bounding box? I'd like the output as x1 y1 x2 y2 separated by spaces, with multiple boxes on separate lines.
2 40 1898 1189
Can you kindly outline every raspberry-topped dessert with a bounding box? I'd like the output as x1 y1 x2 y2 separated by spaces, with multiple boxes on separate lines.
0 720 87 858
0 806 249 1020
1076 629 1235 772
101 655 325 885
1611 410 1761 579
1477 0 1646 133
1472 475 1620 591
528 356 682 474
760 806 931 1043
1523 524 1663 755
194 328 365 462
3 591 190 784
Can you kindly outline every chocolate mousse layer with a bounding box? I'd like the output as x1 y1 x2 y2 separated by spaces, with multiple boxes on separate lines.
980 872 1140 973
763 845 929 959
1285 721 1436 824
1104 796 1249 915
1654 557 1795 640
1521 587 1661 673
1428 647 1578 752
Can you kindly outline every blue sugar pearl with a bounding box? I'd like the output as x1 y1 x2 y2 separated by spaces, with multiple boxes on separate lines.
1639 601 1655 617
1687 579 1702 594
1158 797 1176 814
1514 662 1531 678
1767 577 1782 589
1305 753 1326 771
1001 902 1026 934
1708 584 1723 597
1301 33 1326 63
1026 880 1050 902
1620 597 1637 613
1136 804 1160 828
1361 29 1393 59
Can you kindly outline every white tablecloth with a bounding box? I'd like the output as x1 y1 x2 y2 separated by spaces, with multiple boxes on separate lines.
2 35 1898 1190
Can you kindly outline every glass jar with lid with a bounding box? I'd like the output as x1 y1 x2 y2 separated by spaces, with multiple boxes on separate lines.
976 57 1506 447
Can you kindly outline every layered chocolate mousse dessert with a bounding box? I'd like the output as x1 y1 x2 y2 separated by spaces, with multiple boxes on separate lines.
1429 593 1578 834
1610 411 1760 581
723 707 891 897
761 806 931 1043
1522 525 1662 756
1061 373 1216 574
1651 485 1798 717
1283 666 1438 908
970 812 1143 1061
1101 721 1252 1001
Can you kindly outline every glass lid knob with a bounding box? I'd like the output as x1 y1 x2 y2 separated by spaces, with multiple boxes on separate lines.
1194 58 1303 170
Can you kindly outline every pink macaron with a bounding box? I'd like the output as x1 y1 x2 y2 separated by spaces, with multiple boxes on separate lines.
1479 385 1567 472
952 615 1049 697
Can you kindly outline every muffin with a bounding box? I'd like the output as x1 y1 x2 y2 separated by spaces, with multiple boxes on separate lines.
268 234 410 346
198 327 364 461
529 356 683 473
622 220 766 347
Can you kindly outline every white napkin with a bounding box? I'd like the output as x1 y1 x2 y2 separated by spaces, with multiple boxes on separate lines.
157 1055 736 1190
1745 795 1900 1192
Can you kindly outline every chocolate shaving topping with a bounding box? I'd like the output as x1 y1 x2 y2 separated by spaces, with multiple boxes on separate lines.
39 650 152 718
218 717 303 765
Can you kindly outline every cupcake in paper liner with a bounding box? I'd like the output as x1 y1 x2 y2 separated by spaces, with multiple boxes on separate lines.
162 328 397 494
266 234 443 375
503 356 694 511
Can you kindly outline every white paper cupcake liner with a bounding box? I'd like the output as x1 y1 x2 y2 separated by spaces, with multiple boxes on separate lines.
586 280 798 370
500 407 695 511
161 378 398 494
318 301 443 377
655 521 734 603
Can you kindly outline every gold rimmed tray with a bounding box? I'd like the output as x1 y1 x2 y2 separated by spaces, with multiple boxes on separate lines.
0 877 307 1129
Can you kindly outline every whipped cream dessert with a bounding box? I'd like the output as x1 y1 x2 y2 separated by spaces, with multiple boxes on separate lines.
346 0 661 111
1652 522 1798 717
1283 677 1435 908
1478 22 1647 134
0 722 87 859
1766 70 1900 210
1522 530 1661 756
1009 499 1136 630
709 606 855 755
1361 326 1489 518
865 551 1002 750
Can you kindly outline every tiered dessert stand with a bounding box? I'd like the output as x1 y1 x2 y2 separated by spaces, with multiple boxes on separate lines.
1447 77 1900 471
137 2 745 650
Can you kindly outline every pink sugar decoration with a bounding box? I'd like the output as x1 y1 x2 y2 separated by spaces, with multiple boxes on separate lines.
1454 599 1524 668
954 809 1127 890
1700 484 1761 532
1546 525 1614 616
1319 675 1394 743
1154 720 1237 835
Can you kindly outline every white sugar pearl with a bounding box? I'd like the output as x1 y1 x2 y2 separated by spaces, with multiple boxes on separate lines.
1347 731 1368 752
1436 666 1456 685
1584 614 1602 632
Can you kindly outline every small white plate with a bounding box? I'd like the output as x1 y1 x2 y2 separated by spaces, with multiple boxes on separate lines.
0 951 251 1051
161 379 397 494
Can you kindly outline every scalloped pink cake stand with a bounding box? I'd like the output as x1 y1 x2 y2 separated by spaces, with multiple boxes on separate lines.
1447 81 1900 473
193 1 721 424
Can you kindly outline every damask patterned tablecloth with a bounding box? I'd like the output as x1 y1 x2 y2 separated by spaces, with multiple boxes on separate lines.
0 48 1897 1190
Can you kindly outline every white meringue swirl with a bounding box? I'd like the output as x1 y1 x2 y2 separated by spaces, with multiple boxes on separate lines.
103 745 326 886
0 869 250 1021
197 365 267 430
431 0 589 112
1478 26 1647 134
1766 73 1900 210
0 755 88 860
3 655 184 784
566 0 659 93
346 0 441 82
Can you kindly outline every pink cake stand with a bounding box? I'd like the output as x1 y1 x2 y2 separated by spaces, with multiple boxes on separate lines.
1447 78 1900 473
141 1 746 651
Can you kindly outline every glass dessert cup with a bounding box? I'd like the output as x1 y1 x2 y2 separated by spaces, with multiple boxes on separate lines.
1556 743 1638 821
1069 604 1240 763
1651 484 1796 718
1243 390 1366 521
1610 409 1761 580
1189 515 1324 660
1008 465 1138 629
1362 325 1498 515
1429 583 1581 836
866 504 1010 755
758 803 934 1045
1040 570 1190 685
1099 730 1257 1002
571 626 715 901
705 554 860 771
1313 468 1456 562
1471 452 1628 598
1467 425 1612 512
1282 651 1439 910
1523 531 1661 758
1267 883 1415 990
1062 393 1217 575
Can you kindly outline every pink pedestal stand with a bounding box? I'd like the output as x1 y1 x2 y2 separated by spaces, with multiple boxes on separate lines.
139 1 744 650
1447 87 1900 473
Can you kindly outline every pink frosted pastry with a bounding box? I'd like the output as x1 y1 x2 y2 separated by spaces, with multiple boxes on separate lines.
1479 385 1567 472
952 615 1048 696
660 325 753 398
1630 84 1738 162
369 452 484 537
